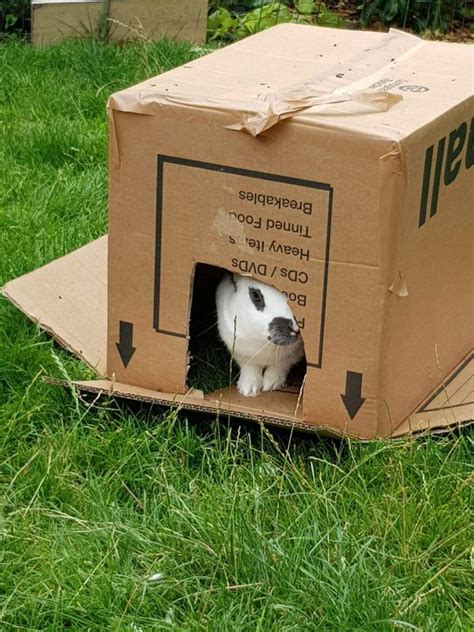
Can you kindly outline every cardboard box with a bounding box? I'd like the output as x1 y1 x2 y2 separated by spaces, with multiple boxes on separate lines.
3 25 473 438
31 0 208 46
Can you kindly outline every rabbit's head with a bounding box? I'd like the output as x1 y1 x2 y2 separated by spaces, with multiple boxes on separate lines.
229 273 301 347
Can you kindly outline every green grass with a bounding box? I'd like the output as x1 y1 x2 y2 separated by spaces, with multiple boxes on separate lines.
1 39 473 631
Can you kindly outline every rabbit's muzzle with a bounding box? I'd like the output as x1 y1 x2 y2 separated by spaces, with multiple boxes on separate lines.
268 317 300 346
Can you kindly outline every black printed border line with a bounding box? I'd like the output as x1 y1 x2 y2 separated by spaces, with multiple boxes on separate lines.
417 351 474 413
154 155 333 370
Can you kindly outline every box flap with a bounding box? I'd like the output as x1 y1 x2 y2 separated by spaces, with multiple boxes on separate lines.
58 378 348 437
392 352 473 436
109 24 472 138
56 355 473 437
1 237 107 374
73 350 473 436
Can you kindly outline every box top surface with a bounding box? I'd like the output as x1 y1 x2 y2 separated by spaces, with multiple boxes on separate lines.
109 24 473 139
2 238 472 438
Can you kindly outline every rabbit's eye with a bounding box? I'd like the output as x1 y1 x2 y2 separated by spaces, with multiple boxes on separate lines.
249 287 265 311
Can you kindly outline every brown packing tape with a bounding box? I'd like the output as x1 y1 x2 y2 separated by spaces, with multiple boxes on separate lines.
378 143 406 290
225 91 403 137
107 28 424 136
108 78 403 140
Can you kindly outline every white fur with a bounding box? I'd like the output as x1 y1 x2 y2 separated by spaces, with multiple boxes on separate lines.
215 273 304 397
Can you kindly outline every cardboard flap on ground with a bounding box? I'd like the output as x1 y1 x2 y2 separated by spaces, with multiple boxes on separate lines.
2 237 107 375
2 237 472 438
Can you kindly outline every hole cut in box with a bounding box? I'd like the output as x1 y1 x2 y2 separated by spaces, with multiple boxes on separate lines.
186 262 308 404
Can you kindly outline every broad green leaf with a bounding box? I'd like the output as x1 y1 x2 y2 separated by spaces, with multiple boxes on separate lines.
459 7 474 18
207 8 236 39
384 0 401 22
316 10 345 28
296 0 315 15
237 2 294 36
207 8 235 32
293 13 311 24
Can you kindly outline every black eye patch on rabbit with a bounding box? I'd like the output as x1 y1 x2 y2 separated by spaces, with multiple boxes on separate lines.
216 273 304 397
249 287 265 311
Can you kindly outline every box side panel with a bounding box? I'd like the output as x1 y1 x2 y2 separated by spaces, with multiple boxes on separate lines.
107 102 393 437
292 133 395 438
379 100 474 432
310 139 407 437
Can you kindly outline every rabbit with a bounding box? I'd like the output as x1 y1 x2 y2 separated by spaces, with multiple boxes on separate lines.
216 272 304 397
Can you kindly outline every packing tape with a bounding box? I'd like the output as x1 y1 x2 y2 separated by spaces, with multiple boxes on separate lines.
108 28 425 138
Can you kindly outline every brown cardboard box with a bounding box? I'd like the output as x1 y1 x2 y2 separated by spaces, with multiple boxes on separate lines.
31 0 208 46
3 25 473 438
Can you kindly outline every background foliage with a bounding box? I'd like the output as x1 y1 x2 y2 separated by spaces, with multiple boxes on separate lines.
208 0 473 37
0 0 30 39
1 0 472 40
359 0 473 32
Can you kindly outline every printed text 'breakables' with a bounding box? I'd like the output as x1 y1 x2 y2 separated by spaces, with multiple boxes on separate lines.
239 190 313 214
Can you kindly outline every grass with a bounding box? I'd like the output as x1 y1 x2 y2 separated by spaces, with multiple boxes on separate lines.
0 38 473 630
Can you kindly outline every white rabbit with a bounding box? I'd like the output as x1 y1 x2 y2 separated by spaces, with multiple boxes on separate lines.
216 273 304 397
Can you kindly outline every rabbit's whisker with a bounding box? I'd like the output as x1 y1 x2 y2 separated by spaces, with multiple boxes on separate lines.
238 339 273 372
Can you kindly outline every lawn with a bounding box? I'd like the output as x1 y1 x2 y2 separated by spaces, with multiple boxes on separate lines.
0 39 473 630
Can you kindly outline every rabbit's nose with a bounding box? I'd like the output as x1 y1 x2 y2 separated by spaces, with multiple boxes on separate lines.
269 317 300 346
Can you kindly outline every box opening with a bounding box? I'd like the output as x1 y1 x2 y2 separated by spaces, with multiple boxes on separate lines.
186 263 307 401
187 263 233 394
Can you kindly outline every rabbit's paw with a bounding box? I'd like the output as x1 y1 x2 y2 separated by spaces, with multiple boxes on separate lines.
262 367 287 392
237 365 263 397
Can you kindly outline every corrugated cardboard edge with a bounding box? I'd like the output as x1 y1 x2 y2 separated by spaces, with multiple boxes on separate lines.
41 374 473 440
42 377 358 439
2 236 472 440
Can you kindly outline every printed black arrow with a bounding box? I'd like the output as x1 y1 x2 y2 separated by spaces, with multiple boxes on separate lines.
116 321 136 368
341 371 365 420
